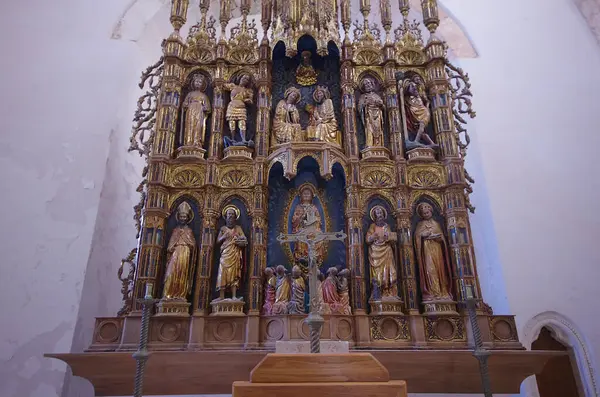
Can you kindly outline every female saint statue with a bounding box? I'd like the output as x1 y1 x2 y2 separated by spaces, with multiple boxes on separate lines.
291 185 325 267
306 86 340 145
366 206 399 300
402 74 435 146
181 74 211 148
296 50 318 86
216 205 248 300
273 265 291 314
287 265 306 314
162 202 196 300
337 269 351 315
358 77 385 147
223 73 254 145
272 86 302 145
414 203 453 301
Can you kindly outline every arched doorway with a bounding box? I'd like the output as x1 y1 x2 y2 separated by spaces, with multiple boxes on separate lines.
532 326 582 397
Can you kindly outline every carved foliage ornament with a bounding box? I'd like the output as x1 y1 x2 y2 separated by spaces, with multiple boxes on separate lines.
185 16 217 63
228 18 259 64
353 20 383 65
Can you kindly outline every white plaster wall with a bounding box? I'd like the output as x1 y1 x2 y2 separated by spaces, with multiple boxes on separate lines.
445 0 600 388
0 1 143 396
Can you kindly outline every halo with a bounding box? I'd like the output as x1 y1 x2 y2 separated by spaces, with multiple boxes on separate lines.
222 204 241 220
176 201 194 224
369 205 388 222
297 183 317 199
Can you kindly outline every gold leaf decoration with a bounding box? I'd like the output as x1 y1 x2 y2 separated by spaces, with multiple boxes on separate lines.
172 170 203 188
221 170 252 188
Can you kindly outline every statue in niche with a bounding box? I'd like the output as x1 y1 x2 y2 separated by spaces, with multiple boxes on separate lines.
180 74 211 148
358 77 385 148
272 86 302 145
216 205 247 301
306 86 341 145
291 185 325 268
402 74 436 147
223 73 254 146
296 50 318 87
287 265 306 314
322 267 352 315
337 268 351 315
262 267 276 315
162 202 196 300
366 206 399 300
414 203 453 301
316 270 329 314
273 265 291 314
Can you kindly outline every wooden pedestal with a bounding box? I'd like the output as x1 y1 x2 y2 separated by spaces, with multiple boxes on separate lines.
233 353 407 397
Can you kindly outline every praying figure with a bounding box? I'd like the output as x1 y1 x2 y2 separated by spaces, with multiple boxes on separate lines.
223 73 254 145
402 74 435 146
162 202 196 300
414 203 453 301
273 265 291 314
337 269 351 315
272 86 302 145
287 265 306 314
291 185 325 268
262 267 276 315
216 206 247 300
295 50 318 86
181 74 211 148
321 267 352 315
306 86 341 145
366 205 399 300
358 77 385 148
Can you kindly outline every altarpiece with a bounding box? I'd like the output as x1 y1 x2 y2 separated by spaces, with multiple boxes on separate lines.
89 0 524 352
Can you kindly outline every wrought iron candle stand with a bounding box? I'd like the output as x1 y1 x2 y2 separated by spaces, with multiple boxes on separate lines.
132 284 159 397
465 285 493 397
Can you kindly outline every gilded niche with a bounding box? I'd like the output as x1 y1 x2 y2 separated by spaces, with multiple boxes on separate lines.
171 167 205 188
220 169 252 188
408 166 444 188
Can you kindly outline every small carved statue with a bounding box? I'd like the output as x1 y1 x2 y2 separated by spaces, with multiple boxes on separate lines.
414 203 453 301
162 202 196 300
291 185 325 267
272 86 302 145
262 267 276 315
181 74 211 148
366 206 399 300
337 268 351 315
358 77 385 147
273 265 291 314
223 73 254 146
296 50 318 86
287 265 306 314
216 205 248 300
306 86 340 145
315 270 330 315
402 74 435 146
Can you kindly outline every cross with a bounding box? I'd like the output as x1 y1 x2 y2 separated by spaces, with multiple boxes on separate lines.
277 230 347 353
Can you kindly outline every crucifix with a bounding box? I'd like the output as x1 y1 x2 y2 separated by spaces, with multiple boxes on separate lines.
277 229 347 353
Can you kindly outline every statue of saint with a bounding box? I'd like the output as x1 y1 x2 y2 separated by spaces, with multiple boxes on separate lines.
337 268 351 315
306 86 341 145
272 86 302 145
287 265 306 314
273 265 291 314
402 74 435 146
223 73 254 145
366 205 399 300
181 74 211 148
262 267 276 315
358 77 385 147
316 270 329 314
291 185 325 267
414 203 453 301
322 267 352 315
296 50 318 87
162 202 196 300
216 205 247 300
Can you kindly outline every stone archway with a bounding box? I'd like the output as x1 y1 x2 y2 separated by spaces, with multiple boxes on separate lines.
523 311 599 397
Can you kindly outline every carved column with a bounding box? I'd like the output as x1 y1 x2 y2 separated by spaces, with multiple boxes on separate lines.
394 194 417 314
193 201 219 315
208 61 226 159
340 47 359 160
383 61 403 159
255 45 271 158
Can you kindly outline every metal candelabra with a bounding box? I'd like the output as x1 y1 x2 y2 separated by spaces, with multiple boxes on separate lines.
132 284 159 397
465 286 493 397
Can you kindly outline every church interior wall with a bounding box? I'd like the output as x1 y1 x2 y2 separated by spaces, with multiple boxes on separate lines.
1 0 599 397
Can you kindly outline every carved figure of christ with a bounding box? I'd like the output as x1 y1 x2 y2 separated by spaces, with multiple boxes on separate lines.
277 230 347 353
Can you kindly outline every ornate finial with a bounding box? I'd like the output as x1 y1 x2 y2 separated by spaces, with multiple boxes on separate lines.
420 0 440 35
170 0 190 33
261 0 273 44
379 0 392 44
228 13 259 64
184 0 217 63
340 0 351 43
219 0 233 41
398 0 409 17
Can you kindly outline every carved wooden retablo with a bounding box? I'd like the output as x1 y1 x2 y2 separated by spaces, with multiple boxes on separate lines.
94 0 524 353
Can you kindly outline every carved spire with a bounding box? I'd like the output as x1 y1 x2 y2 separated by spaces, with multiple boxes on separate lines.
261 0 273 44
379 0 392 44
219 0 233 41
170 0 190 34
420 0 440 36
340 0 351 43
